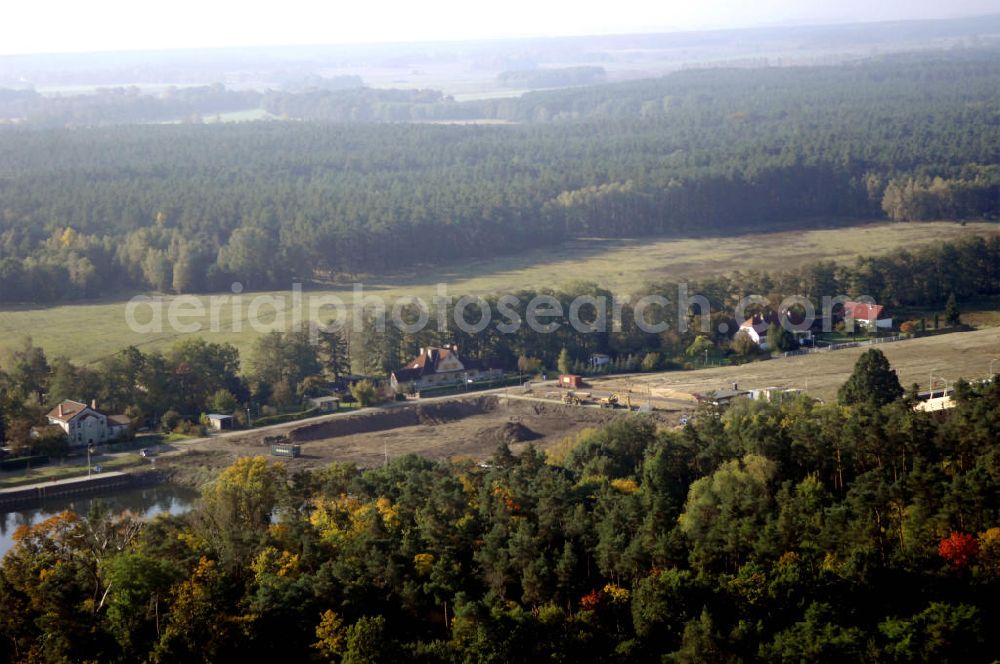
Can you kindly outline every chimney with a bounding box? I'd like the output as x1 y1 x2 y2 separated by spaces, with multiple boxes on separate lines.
91 399 97 410
58 403 64 417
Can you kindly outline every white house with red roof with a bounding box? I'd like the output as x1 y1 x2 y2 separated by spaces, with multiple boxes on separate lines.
843 301 893 329
390 346 502 391
46 400 131 446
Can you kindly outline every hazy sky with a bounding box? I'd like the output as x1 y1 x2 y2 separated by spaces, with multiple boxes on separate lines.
3 0 998 55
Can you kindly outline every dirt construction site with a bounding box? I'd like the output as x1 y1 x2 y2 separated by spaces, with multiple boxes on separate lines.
161 394 680 481
156 327 998 483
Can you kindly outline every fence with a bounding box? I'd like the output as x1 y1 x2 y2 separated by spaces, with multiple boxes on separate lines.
785 335 907 358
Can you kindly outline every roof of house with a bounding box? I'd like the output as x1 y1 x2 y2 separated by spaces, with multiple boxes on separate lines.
739 313 774 335
47 399 130 424
310 396 340 403
46 400 92 422
206 413 233 420
843 301 886 320
392 345 489 382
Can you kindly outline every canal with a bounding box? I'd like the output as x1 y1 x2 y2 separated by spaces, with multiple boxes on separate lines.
0 484 198 556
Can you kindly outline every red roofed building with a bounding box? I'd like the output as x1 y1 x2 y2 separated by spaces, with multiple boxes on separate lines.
46 399 131 446
842 301 893 329
390 346 503 392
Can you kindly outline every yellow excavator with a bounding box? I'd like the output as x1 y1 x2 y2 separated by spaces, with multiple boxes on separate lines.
599 393 620 408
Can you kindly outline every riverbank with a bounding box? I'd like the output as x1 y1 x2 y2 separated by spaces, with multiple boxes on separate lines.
0 469 167 511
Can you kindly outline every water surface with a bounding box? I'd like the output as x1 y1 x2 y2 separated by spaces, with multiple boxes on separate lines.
0 484 198 556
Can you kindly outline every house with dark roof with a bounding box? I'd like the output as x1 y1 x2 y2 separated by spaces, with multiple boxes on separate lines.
46 400 131 446
390 346 503 392
843 301 892 329
738 313 776 350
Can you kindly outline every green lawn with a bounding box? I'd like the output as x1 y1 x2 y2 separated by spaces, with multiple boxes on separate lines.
0 454 147 489
0 220 995 365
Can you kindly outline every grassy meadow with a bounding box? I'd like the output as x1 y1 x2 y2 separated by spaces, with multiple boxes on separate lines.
0 220 996 366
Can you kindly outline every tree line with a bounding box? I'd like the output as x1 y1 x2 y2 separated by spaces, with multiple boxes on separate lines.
1 52 1000 303
1 350 997 661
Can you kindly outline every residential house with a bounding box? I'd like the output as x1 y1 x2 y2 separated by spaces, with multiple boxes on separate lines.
843 301 893 329
738 313 774 350
46 400 131 446
390 346 503 392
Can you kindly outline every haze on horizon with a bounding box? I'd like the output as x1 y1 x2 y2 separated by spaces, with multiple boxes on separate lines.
4 0 1000 56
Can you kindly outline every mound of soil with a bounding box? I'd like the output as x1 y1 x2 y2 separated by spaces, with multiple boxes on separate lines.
290 395 499 442
477 421 540 446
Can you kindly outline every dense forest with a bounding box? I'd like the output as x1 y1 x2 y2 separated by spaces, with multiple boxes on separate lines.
1 351 998 662
1 52 999 303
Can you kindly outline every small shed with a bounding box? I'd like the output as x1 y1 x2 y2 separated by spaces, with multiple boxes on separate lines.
589 353 611 367
559 374 584 389
207 414 234 431
309 396 340 413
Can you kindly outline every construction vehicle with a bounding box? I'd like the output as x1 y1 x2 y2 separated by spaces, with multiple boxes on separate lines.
562 392 582 406
599 393 620 408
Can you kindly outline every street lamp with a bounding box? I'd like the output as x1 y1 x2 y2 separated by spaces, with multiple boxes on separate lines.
87 446 94 477
928 368 937 397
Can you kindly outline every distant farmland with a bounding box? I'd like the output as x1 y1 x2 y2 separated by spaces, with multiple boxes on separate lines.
0 220 995 365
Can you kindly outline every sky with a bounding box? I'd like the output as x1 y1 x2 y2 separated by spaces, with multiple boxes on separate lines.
3 0 999 56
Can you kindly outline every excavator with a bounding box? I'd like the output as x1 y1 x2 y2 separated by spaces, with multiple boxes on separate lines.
599 392 636 409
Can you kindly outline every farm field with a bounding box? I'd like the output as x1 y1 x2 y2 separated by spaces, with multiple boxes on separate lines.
0 220 995 365
592 326 1000 404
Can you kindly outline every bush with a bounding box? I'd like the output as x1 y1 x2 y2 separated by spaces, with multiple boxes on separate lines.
641 352 661 372
161 410 182 432
350 380 377 407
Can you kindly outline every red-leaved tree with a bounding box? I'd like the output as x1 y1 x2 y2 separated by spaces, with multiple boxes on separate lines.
938 531 979 568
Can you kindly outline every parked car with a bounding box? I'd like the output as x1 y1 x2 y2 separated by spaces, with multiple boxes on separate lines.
139 448 155 458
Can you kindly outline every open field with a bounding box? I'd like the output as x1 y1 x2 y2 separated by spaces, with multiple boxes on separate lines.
0 220 995 365
592 327 1000 404
150 394 678 483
